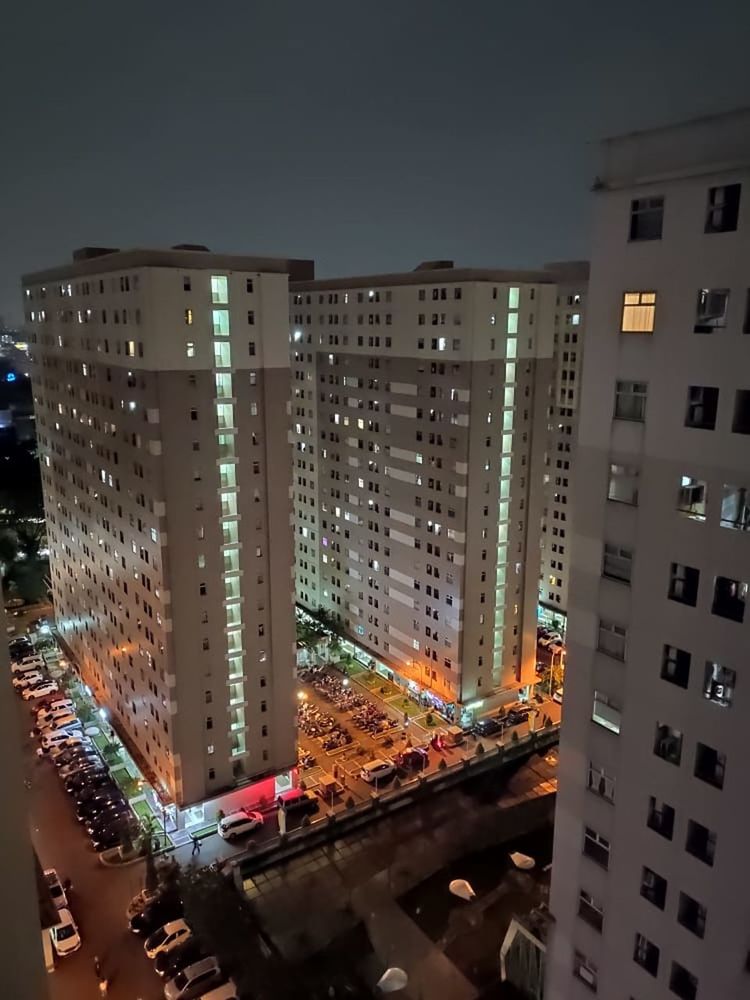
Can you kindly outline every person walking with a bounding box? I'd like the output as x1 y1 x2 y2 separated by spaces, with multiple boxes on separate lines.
191 835 201 856
93 956 102 980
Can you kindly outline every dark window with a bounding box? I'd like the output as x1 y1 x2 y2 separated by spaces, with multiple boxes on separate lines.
190 408 198 421
694 742 726 789
248 311 255 326
685 385 719 430
720 484 750 531
248 341 256 356
712 575 747 622
703 660 735 708
744 289 750 334
640 866 667 909
647 796 675 839
685 819 716 866
705 183 741 234
633 933 660 976
246 278 254 293
572 951 598 992
602 542 632 583
668 563 700 606
669 962 699 1000
677 892 706 939
630 196 664 241
661 645 691 689
654 723 682 766
183 276 191 291
583 826 610 869
694 288 729 332
578 890 604 932
732 389 750 434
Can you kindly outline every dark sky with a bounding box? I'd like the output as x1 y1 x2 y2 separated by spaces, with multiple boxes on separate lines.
2 0 750 325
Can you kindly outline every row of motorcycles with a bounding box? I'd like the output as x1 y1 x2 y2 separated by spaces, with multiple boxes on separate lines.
351 703 399 735
297 700 354 752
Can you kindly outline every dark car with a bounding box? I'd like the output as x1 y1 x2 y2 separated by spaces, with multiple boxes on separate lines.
55 749 99 769
474 717 503 738
85 805 133 835
129 892 183 936
90 825 131 852
155 936 207 979
75 792 125 821
65 771 112 795
505 704 533 726
395 746 430 771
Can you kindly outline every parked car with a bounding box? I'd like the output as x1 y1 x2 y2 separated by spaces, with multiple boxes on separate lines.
154 937 207 979
44 868 68 911
66 771 112 795
40 712 79 732
164 957 223 1000
37 698 75 719
85 806 133 836
46 736 92 759
41 730 80 751
505 704 533 726
54 746 97 768
13 671 44 690
553 687 564 704
361 759 396 783
394 746 430 770
130 891 183 936
76 793 126 821
49 908 81 956
145 919 192 959
217 810 263 840
474 716 503 738
59 760 106 781
90 825 131 853
23 682 59 701
196 982 239 1000
276 788 320 816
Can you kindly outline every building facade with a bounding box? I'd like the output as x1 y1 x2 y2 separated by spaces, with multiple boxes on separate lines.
24 246 312 809
547 111 750 1000
290 262 580 715
537 262 589 631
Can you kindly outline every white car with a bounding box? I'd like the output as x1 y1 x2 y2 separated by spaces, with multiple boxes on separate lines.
164 957 224 1000
360 759 396 783
12 656 45 672
41 731 89 752
23 682 59 700
39 712 79 732
217 810 263 840
44 868 68 911
38 699 75 719
49 908 81 956
126 887 159 921
144 918 192 959
12 671 44 690
46 737 92 759
198 982 239 1000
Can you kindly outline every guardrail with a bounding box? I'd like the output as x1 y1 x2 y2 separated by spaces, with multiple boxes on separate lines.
233 723 559 886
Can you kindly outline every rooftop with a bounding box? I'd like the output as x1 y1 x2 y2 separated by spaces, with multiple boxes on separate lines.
22 245 315 285
291 259 556 292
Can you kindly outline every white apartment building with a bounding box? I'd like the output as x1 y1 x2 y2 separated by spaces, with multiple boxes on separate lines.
24 246 313 812
290 261 581 717
547 110 750 1000
538 261 589 630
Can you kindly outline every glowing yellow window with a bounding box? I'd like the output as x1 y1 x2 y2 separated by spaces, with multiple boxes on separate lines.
621 291 656 333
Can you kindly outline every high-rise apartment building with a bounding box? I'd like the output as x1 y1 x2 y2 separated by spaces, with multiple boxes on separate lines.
548 110 750 1000
24 246 313 812
538 262 588 630
290 261 582 716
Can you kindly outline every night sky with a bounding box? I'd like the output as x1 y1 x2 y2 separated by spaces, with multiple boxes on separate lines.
2 0 750 325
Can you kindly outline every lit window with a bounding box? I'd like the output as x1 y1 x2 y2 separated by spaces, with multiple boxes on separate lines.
210 275 229 304
607 462 639 505
185 308 193 325
508 287 520 310
186 342 195 358
592 690 621 734
621 291 656 333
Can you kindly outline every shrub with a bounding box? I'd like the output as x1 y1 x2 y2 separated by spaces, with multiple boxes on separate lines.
475 742 485 755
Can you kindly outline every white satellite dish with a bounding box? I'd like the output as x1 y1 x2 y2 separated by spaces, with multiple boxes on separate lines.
509 851 535 870
376 967 408 992
448 878 476 901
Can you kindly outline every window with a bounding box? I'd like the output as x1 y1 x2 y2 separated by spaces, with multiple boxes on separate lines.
578 890 604 932
621 291 656 333
602 542 632 583
633 933 659 976
592 690 621 734
685 819 716 866
247 310 255 325
608 463 638 505
661 644 690 688
190 408 198 421
670 962 699 1000
685 384 719 430
587 762 615 803
597 619 626 661
703 660 735 708
186 341 196 359
720 483 750 531
246 278 254 293
677 892 706 939
732 389 750 434
654 723 682 765
676 476 707 520
712 574 747 622
248 341 256 356
614 379 647 421
210 274 228 304
583 826 610 869
629 196 664 241
183 276 191 291
647 796 675 839
668 562 700 606
185 308 193 325
705 183 741 233
640 866 667 909
572 950 598 991
694 288 729 332
694 742 726 789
